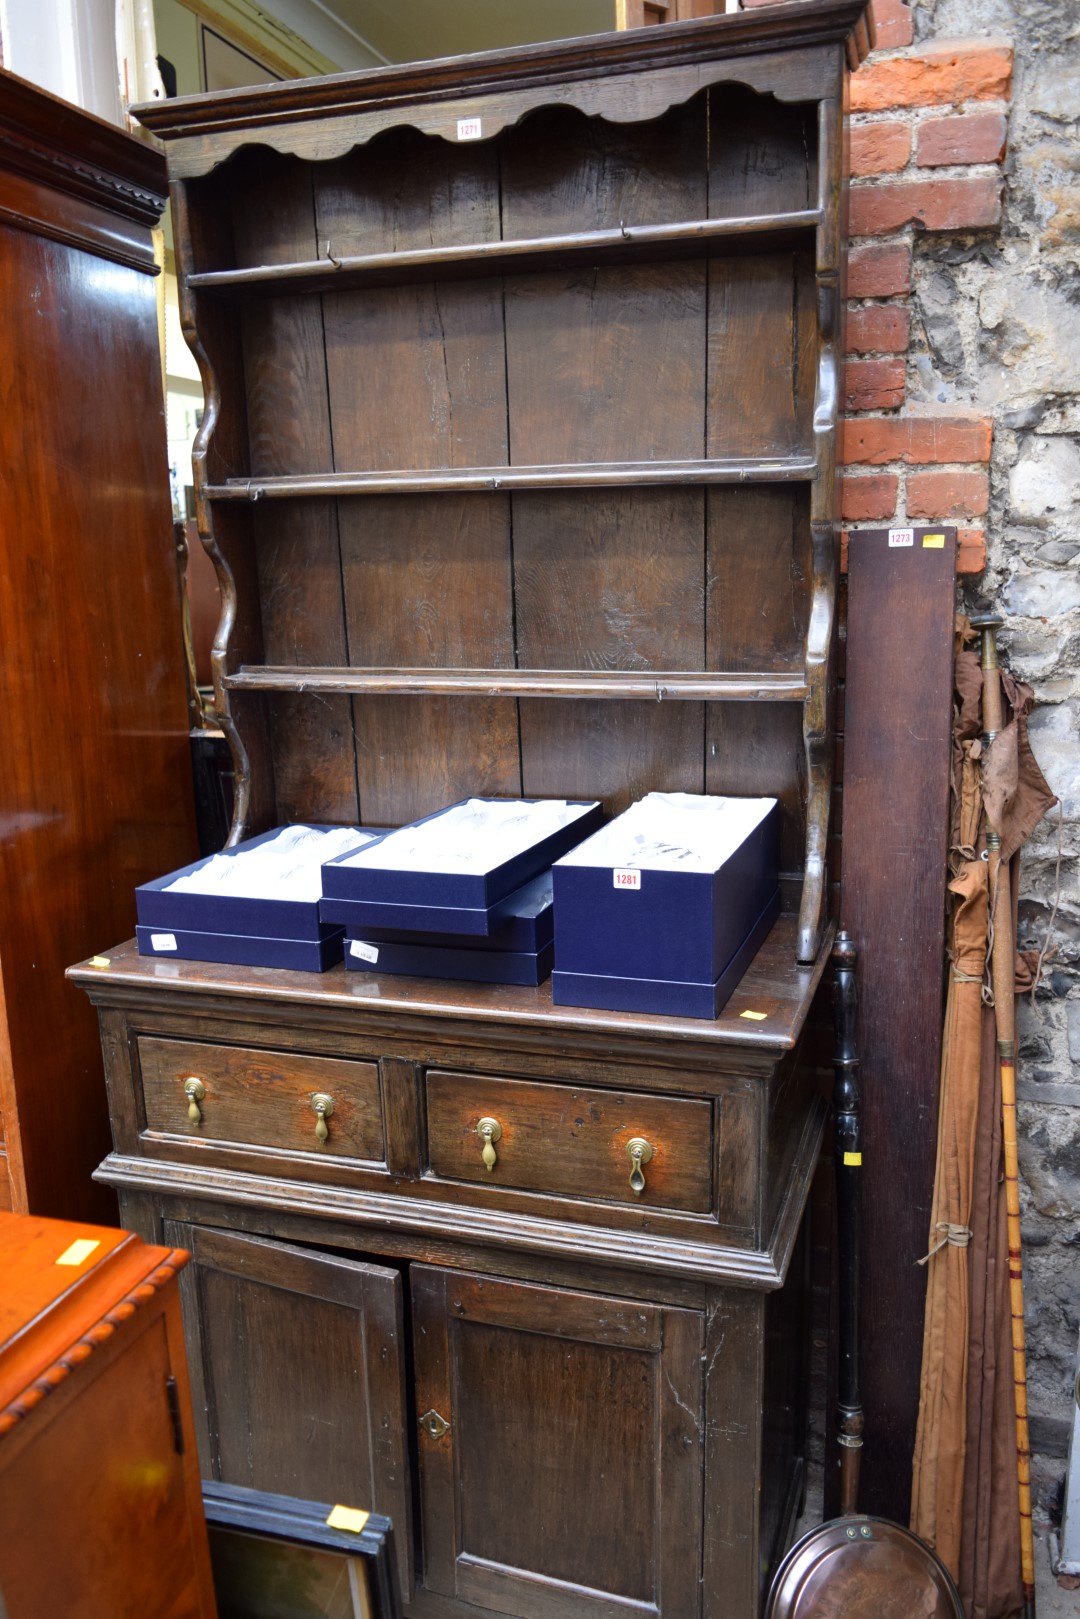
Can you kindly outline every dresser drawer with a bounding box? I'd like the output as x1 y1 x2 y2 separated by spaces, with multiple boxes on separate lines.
424 1069 713 1214
138 1037 385 1163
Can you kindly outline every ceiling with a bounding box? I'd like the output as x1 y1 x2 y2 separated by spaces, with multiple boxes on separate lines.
285 0 618 69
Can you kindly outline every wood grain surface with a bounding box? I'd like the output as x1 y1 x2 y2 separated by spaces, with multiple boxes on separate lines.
424 1068 714 1212
412 1264 703 1617
170 1221 413 1596
0 1211 216 1619
138 1036 385 1163
839 524 956 1519
0 85 196 1222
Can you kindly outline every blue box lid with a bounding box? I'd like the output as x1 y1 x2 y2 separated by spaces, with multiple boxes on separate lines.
322 870 553 951
321 798 602 915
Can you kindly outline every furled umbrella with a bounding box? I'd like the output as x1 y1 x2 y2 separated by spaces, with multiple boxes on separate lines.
910 616 1056 1619
910 626 988 1577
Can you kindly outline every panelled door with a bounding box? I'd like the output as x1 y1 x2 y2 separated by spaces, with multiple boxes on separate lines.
412 1265 704 1619
166 1222 412 1595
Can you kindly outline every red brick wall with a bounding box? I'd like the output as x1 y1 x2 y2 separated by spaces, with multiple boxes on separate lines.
839 0 1012 574
669 0 1009 575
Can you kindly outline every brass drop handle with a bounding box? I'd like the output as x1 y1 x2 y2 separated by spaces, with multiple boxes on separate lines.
626 1137 654 1195
183 1078 205 1125
477 1116 502 1171
312 1092 334 1143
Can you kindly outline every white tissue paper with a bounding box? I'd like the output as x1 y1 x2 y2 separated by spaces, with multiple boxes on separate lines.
557 793 775 873
165 825 374 903
337 799 582 876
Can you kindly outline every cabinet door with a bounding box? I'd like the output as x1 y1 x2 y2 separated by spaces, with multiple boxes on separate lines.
0 1305 214 1619
166 1223 412 1596
412 1266 703 1619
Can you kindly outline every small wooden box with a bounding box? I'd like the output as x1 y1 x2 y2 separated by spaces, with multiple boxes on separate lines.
0 1212 217 1619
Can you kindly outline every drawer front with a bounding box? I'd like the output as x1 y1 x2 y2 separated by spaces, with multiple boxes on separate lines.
139 1037 385 1163
425 1069 713 1213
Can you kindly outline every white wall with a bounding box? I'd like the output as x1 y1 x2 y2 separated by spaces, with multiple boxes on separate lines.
0 0 123 121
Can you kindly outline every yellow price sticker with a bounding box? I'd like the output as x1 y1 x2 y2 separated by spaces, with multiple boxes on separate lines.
843 1151 863 1167
740 1009 768 1021
56 1239 101 1267
326 1506 370 1534
922 534 945 549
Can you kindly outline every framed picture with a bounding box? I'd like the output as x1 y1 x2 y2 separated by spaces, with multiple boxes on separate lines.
200 26 281 92
203 1482 401 1619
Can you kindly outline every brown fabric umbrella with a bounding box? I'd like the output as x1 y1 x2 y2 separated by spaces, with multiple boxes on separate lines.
911 637 988 1573
965 670 1055 1619
911 631 1055 1619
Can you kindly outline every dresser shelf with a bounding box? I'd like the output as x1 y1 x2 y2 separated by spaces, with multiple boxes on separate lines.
221 665 810 701
187 208 822 297
205 457 819 501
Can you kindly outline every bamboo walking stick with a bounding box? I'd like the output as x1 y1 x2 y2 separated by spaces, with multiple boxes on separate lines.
970 611 1036 1618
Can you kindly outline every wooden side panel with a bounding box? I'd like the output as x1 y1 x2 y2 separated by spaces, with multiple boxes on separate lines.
0 1308 215 1619
316 129 519 823
175 174 275 838
228 150 358 823
840 525 956 1520
702 1286 766 1619
0 196 196 1221
759 1222 810 1590
502 103 709 818
412 1265 703 1618
174 1224 413 1595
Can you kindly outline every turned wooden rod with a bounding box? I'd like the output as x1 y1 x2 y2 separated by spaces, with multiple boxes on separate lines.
187 209 823 293
204 456 819 500
222 665 810 701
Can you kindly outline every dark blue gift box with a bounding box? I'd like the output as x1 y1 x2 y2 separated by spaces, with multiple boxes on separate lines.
320 799 601 936
345 935 554 987
136 924 345 973
135 824 377 972
137 825 380 943
321 870 553 952
551 797 781 1019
